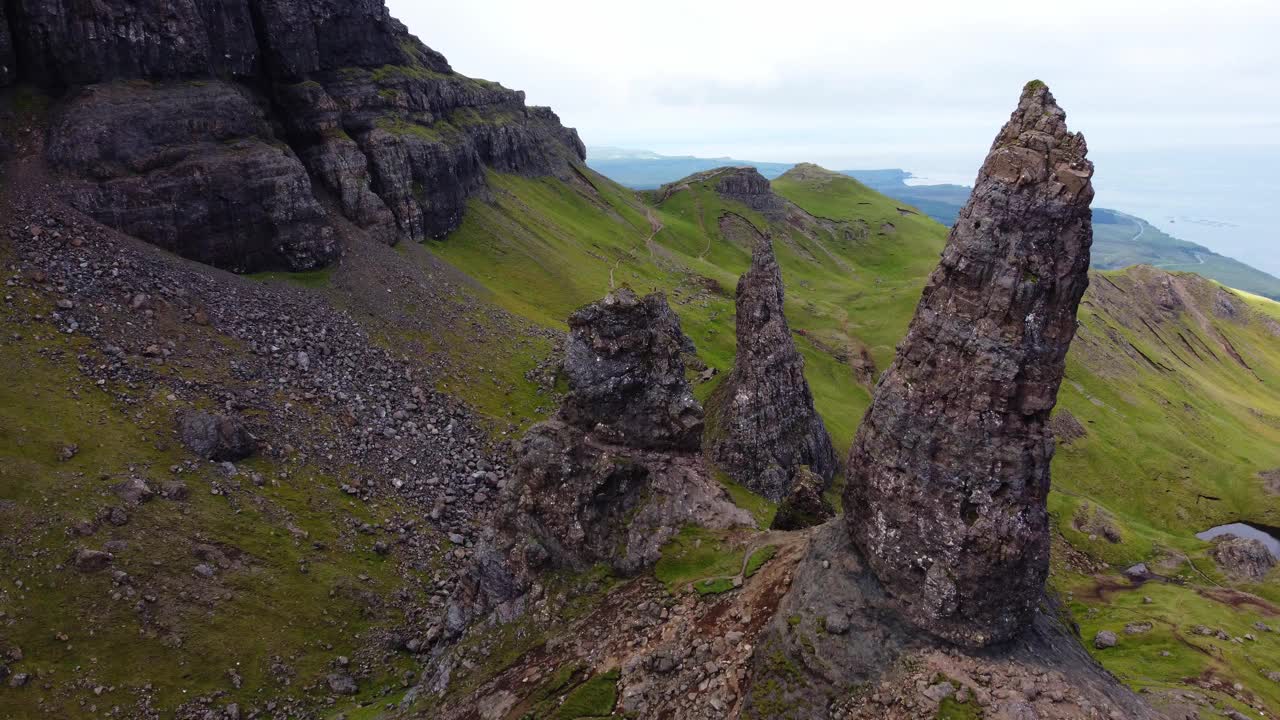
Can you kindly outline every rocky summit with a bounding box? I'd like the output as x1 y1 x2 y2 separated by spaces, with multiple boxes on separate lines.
843 81 1096 647
561 288 705 450
709 236 839 500
1 0 584 271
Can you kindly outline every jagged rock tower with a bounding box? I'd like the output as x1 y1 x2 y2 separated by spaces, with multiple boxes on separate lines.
710 237 839 500
843 81 1094 647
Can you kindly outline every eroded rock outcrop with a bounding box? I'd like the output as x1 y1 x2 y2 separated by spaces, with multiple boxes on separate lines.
770 466 834 531
1210 534 1276 581
709 237 838 500
561 289 704 450
843 81 1095 647
447 289 749 635
2 0 585 271
714 167 788 219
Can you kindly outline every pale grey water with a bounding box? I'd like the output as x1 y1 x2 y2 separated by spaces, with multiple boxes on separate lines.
1196 522 1280 558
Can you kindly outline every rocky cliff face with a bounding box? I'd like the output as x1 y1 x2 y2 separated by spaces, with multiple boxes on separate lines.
843 81 1095 647
709 237 838 500
714 166 788 219
0 0 585 271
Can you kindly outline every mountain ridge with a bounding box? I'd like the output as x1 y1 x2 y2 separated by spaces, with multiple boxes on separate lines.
585 148 1280 301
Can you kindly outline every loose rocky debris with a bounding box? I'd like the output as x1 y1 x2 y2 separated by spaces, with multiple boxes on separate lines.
843 81 1096 647
708 237 839 501
1 160 517 717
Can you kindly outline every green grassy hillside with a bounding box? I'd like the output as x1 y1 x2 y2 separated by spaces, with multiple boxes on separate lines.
1092 210 1280 301
430 164 945 451
427 162 1280 713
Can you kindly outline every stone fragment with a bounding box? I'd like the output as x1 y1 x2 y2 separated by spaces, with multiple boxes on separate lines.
1094 630 1118 649
1209 534 1275 581
843 81 1095 647
178 411 255 461
74 548 112 572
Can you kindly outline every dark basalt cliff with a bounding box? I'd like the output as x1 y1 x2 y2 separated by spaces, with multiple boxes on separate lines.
843 81 1095 647
0 0 585 271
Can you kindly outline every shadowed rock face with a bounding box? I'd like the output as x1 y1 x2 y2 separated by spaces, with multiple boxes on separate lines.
0 10 13 87
561 288 704 451
843 82 1095 647
2 0 585 271
710 238 838 500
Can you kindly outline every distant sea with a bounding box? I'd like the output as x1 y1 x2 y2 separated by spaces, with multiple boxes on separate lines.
904 145 1280 278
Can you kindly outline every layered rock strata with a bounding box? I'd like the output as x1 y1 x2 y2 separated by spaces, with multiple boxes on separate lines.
843 81 1095 647
709 237 838 500
1 0 584 271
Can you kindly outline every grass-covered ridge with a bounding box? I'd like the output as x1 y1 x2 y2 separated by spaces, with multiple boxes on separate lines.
426 160 1280 711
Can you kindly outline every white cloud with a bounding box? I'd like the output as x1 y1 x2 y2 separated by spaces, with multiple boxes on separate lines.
387 0 1280 270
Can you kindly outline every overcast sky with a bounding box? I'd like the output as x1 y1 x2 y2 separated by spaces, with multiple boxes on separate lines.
388 0 1280 269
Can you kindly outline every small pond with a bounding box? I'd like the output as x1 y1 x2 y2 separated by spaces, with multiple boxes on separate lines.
1196 522 1280 559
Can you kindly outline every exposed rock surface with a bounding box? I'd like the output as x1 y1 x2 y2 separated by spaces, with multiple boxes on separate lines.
771 466 834 531
709 237 838 500
746 523 1163 719
2 0 585 271
446 289 749 636
1210 534 1276 581
714 167 788 219
178 411 256 462
47 82 337 272
843 81 1095 647
0 9 13 87
560 288 704 451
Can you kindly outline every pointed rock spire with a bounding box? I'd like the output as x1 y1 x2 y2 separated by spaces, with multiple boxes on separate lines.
709 237 839 501
843 81 1095 646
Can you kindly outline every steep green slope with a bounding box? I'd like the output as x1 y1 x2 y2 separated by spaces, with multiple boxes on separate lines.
430 164 945 452
428 161 1280 712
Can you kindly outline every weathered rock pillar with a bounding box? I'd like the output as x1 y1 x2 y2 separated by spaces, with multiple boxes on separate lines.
709 237 838 500
843 81 1095 646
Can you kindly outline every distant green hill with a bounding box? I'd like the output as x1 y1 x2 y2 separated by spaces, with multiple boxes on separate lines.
585 147 794 189
846 170 1280 301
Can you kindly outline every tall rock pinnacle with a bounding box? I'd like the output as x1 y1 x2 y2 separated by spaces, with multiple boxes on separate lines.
709 237 839 501
843 81 1094 647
